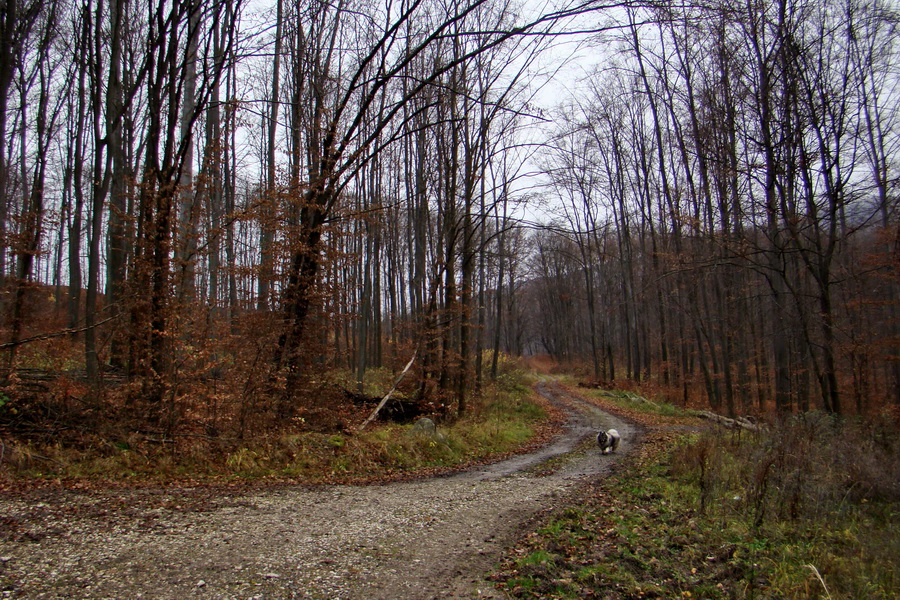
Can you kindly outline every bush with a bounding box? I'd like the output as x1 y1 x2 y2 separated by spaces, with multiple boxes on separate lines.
675 412 900 528
670 414 900 598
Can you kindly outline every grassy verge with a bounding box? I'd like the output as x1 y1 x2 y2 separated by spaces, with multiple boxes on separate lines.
0 358 554 486
253 371 550 484
492 385 899 599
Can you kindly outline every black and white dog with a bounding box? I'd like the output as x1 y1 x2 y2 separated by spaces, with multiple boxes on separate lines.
597 428 620 455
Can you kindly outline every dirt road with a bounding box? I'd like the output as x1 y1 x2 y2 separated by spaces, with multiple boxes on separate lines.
0 380 636 600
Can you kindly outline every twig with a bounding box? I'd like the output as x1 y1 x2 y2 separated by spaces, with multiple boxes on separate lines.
805 564 832 599
0 316 117 350
23 450 64 466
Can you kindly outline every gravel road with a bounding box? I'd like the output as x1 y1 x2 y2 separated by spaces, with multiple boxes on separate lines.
0 380 636 600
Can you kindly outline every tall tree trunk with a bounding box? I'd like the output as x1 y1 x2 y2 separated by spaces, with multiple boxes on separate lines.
106 0 128 369
8 19 55 368
258 0 283 311
176 0 201 303
68 6 90 331
85 0 112 381
0 0 38 290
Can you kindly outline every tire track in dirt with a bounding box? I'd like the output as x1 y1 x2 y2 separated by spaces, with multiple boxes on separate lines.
0 380 637 600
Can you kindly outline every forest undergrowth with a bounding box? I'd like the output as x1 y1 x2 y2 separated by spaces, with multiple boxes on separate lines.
0 346 558 487
493 383 900 599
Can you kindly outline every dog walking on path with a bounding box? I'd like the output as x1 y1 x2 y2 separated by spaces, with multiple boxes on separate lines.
597 429 620 454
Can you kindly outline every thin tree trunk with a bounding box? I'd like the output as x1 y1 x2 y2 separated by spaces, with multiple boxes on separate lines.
258 0 283 311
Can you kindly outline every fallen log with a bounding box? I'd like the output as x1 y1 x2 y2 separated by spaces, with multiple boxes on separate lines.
696 410 763 432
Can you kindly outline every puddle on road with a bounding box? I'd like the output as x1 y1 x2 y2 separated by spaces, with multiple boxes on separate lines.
451 380 635 482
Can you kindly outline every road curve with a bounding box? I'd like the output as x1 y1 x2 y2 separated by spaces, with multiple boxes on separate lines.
0 380 636 600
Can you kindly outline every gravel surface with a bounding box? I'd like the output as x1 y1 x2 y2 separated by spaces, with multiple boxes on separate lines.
0 380 637 600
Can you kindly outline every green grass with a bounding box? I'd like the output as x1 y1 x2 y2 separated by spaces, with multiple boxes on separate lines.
493 410 900 600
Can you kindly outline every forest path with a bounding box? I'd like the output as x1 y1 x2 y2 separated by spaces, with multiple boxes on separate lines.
0 380 637 600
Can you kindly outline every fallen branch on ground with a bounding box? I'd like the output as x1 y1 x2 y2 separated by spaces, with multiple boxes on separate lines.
0 316 117 350
357 348 419 432
696 410 762 431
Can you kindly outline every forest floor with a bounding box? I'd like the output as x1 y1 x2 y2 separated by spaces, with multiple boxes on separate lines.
0 379 639 600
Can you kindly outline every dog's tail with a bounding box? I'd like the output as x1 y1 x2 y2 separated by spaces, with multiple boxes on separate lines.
608 429 620 452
